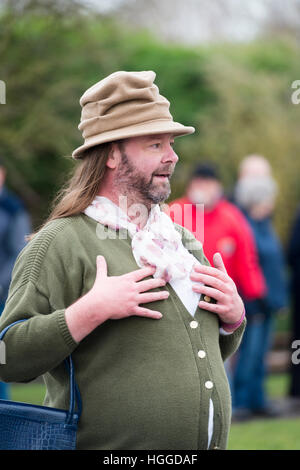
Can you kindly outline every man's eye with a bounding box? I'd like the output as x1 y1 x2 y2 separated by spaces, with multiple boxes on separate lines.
151 143 160 149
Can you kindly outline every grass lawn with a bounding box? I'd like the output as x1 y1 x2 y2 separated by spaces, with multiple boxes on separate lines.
9 372 300 450
266 372 289 399
228 417 300 450
11 381 46 406
229 372 300 450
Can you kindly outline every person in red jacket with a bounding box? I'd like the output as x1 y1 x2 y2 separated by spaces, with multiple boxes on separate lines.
168 163 266 302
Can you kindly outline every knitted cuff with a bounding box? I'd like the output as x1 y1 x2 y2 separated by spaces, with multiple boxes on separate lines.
220 306 246 332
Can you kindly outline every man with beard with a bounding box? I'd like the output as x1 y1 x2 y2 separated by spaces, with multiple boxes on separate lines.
0 71 246 450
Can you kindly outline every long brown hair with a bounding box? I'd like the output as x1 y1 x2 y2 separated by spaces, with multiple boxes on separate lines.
26 142 114 241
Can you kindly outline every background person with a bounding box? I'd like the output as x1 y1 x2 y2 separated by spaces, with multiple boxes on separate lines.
287 204 300 402
232 154 288 420
0 157 31 399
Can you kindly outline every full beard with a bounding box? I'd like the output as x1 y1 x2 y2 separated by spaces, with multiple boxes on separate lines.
115 150 172 206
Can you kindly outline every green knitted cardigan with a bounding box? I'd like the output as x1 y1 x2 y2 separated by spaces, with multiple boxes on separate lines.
0 213 246 450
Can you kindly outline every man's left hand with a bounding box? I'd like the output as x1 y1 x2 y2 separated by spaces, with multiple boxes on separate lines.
190 252 245 325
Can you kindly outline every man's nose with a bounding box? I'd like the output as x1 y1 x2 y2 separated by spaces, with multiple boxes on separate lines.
162 146 179 164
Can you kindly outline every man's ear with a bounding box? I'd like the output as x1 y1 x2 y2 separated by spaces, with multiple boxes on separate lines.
106 143 121 170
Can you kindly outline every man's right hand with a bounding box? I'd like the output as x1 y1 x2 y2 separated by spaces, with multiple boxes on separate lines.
65 255 168 343
88 255 168 321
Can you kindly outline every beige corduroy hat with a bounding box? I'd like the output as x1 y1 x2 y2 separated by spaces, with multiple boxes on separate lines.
72 70 195 158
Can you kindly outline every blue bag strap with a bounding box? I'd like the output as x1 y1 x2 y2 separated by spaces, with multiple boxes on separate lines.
64 354 82 423
0 319 82 422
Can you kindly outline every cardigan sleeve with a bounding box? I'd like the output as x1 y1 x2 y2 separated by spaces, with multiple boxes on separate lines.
0 221 79 383
219 316 246 361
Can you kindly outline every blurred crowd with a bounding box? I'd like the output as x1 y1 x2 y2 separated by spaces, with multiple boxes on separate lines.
1 153 300 421
169 154 300 421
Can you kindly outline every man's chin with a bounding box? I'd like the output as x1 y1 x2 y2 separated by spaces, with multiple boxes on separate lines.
149 190 171 204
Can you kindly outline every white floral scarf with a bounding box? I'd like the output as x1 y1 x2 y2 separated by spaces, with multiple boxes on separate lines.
83 196 201 282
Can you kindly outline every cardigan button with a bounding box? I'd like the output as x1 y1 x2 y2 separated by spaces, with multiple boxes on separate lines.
190 320 198 329
198 350 206 359
205 381 214 389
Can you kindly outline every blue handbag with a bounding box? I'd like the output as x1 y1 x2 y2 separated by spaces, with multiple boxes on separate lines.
0 319 82 450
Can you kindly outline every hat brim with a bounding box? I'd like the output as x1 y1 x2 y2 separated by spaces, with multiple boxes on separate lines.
72 120 195 159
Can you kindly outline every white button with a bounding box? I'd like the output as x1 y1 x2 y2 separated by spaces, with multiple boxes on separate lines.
198 350 206 359
205 381 214 389
190 321 198 329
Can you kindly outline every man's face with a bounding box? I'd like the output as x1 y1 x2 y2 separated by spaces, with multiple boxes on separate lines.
114 133 178 204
